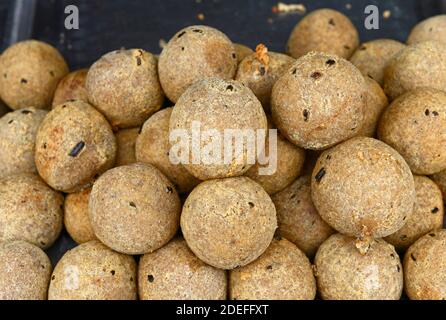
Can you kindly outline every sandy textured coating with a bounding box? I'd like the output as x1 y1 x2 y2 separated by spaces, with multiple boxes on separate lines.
315 234 403 300
136 108 200 193
0 173 63 249
115 127 139 166
350 39 406 85
159 25 237 102
138 238 227 300
0 40 69 110
287 8 359 59
52 69 89 107
64 188 96 244
229 238 316 300
383 41 446 100
404 229 446 300
272 176 335 257
378 88 446 175
271 51 366 150
89 163 181 255
0 107 47 178
48 240 137 300
181 177 277 270
35 100 117 193
311 137 415 240
407 15 446 45
0 241 52 300
385 176 444 250
169 77 267 180
87 49 164 128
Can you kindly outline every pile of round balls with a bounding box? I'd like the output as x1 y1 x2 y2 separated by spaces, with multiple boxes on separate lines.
0 8 446 300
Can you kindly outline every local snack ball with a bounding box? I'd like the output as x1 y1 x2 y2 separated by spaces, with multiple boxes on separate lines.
52 69 89 107
407 15 446 45
64 188 96 244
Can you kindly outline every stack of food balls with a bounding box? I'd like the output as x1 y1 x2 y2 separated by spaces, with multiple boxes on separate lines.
0 8 445 300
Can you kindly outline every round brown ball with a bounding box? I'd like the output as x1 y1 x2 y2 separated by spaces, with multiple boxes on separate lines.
115 127 139 166
234 43 253 63
35 100 117 193
271 51 366 150
89 163 181 255
138 238 227 300
311 137 415 243
315 234 403 300
0 40 69 110
52 69 88 107
87 49 164 128
169 77 267 180
0 241 52 300
378 88 446 175
0 173 63 249
181 177 277 270
0 107 47 178
404 229 446 300
159 25 237 102
385 176 444 251
287 8 359 59
48 240 137 300
272 176 335 257
245 123 305 195
235 44 295 107
407 15 446 45
136 108 200 193
350 39 406 85
356 77 389 137
64 188 96 244
229 238 316 300
383 41 446 100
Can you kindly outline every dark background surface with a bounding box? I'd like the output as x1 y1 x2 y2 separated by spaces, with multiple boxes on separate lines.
1 0 446 264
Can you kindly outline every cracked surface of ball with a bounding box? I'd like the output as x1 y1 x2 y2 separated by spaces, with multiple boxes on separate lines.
271 51 366 150
181 177 277 269
404 229 446 300
159 25 237 102
315 233 403 300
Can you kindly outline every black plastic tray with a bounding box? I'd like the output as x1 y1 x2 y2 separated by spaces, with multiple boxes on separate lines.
1 0 446 265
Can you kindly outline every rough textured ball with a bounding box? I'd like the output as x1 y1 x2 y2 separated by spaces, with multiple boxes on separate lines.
48 240 137 300
385 176 444 251
115 127 139 166
404 229 446 300
350 39 406 85
272 176 335 257
271 51 366 150
0 173 63 249
181 177 277 270
245 123 305 195
87 49 164 128
234 43 253 63
159 25 237 102
89 163 181 255
356 77 388 137
52 69 88 107
35 100 117 193
311 137 415 244
138 238 227 300
383 41 446 100
407 15 446 45
235 44 295 107
136 108 200 193
229 238 316 300
0 241 52 300
315 234 403 300
0 40 69 110
169 78 267 180
64 188 96 244
0 107 47 178
287 8 359 59
378 88 446 175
